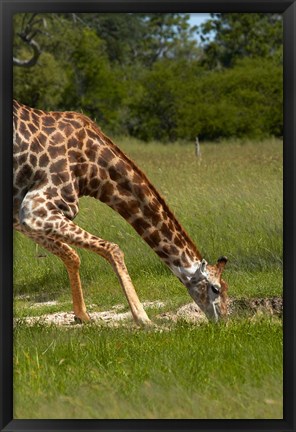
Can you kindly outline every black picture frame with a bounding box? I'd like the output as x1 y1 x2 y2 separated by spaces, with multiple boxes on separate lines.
1 1 295 431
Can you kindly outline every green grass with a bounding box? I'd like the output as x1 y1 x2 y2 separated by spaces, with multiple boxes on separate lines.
13 138 283 419
14 317 282 419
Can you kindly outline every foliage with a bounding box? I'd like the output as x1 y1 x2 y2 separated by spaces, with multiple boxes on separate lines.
129 57 282 141
76 13 201 67
199 13 283 68
14 52 69 108
62 27 125 133
13 12 283 141
177 57 283 140
13 14 79 109
127 60 180 141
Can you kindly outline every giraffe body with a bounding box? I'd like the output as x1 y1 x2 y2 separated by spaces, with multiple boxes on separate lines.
13 100 228 325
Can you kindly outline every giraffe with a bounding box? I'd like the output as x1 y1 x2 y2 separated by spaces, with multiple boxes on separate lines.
13 100 228 326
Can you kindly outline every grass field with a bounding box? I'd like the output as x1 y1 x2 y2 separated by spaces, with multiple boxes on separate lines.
13 138 283 419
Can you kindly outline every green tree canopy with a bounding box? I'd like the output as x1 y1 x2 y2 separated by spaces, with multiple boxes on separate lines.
199 13 283 68
75 13 200 67
13 12 283 142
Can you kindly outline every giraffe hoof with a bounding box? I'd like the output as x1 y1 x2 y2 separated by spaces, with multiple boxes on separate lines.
136 317 153 328
74 312 91 324
74 316 83 324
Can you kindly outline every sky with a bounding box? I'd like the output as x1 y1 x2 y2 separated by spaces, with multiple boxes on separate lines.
188 13 211 42
188 13 211 28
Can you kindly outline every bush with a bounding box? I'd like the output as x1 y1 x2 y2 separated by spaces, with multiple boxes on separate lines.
126 57 282 142
176 57 283 141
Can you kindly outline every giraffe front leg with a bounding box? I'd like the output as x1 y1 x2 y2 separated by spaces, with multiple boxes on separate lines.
106 243 152 326
19 200 152 327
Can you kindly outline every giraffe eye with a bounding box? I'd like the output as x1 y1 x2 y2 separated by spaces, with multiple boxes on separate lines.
211 285 220 295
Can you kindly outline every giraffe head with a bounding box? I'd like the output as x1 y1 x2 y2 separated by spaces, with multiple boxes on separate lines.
187 256 228 322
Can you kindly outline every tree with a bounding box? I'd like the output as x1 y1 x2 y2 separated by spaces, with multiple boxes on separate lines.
139 13 201 66
13 13 76 108
13 14 44 67
13 12 283 142
175 57 283 140
64 27 125 133
127 58 203 141
75 13 200 68
199 13 283 68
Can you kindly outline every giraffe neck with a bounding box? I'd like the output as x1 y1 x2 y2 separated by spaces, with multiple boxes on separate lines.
82 129 203 279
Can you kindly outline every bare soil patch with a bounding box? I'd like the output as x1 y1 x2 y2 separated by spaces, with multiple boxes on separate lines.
15 297 282 327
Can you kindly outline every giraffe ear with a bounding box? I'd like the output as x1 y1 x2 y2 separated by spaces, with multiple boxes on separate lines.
193 259 208 282
201 258 207 273
216 256 227 273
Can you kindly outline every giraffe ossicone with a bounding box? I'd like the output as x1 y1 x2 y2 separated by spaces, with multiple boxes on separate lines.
13 100 228 325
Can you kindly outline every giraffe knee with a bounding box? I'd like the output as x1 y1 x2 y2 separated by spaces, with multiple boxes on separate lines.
107 243 125 262
62 248 81 269
68 250 81 269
